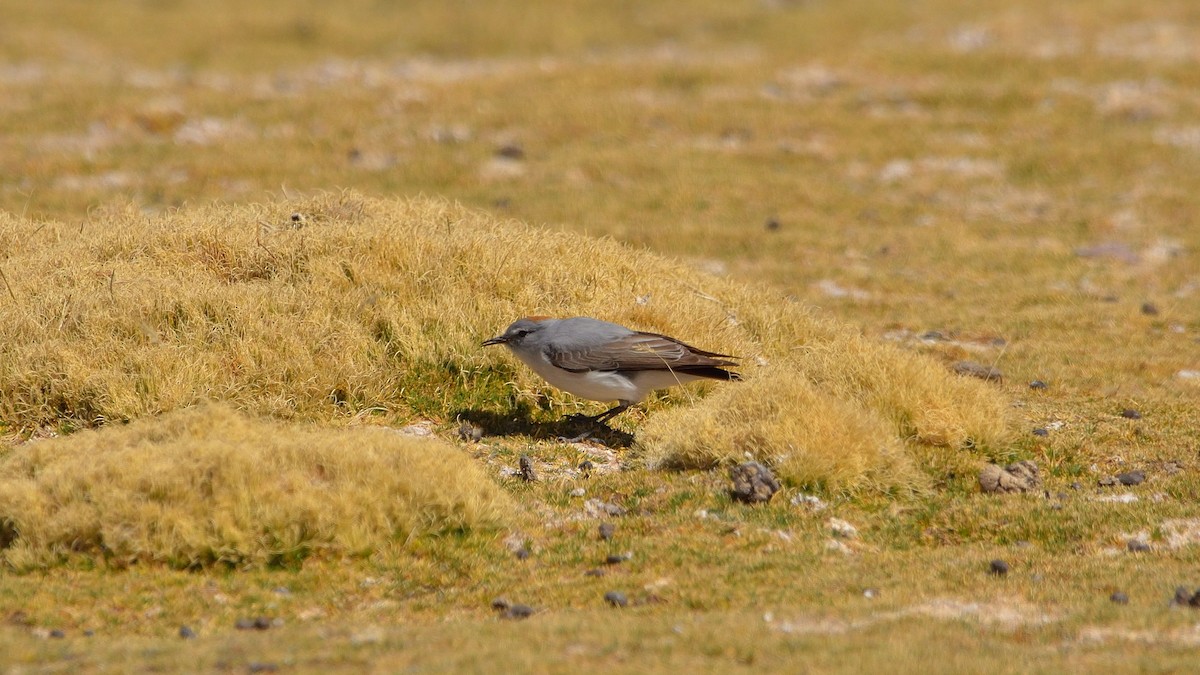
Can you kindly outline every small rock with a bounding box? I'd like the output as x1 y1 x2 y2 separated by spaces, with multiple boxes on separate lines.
1120 408 1142 420
248 663 279 673
457 421 483 442
1070 482 1083 490
863 588 879 599
518 455 537 482
585 568 606 577
953 360 1003 381
605 553 631 565
598 523 616 540
790 493 828 511
764 217 781 232
495 143 525 160
1128 539 1151 553
1117 470 1146 486
1029 380 1049 390
585 499 626 518
179 625 197 639
83 630 94 637
979 460 1041 494
503 604 535 620
604 591 628 608
989 559 1010 576
1173 587 1192 606
827 518 859 539
569 487 586 497
515 548 531 560
1032 428 1049 437
235 617 272 631
49 629 65 639
730 461 781 504
1110 591 1129 605
1141 302 1159 316
825 539 853 555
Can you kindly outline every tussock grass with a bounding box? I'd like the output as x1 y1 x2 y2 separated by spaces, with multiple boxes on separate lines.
0 404 511 570
0 192 1011 492
638 369 924 496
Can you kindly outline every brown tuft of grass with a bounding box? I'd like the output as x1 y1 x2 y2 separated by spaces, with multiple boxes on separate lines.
0 403 511 571
0 192 1012 493
638 368 925 497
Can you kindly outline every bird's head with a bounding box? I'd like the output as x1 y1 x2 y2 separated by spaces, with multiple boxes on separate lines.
482 317 551 349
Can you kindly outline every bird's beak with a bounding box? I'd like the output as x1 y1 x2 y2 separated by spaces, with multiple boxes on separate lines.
482 335 507 347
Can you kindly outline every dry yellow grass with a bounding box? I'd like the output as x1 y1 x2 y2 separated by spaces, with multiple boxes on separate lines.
0 403 511 570
0 192 1012 495
638 368 923 496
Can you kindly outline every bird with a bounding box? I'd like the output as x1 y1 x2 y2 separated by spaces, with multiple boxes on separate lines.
482 316 740 424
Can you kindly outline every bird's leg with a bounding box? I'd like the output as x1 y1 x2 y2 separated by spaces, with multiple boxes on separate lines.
560 403 630 443
589 403 629 425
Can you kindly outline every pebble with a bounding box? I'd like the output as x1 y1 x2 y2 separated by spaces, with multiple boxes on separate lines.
863 588 879 599
765 217 781 231
495 143 525 160
1141 302 1159 316
585 499 626 518
1172 587 1194 606
1110 591 1129 605
1117 470 1146 486
953 360 1003 382
1029 380 1049 390
49 629 65 639
518 455 537 482
1127 539 1151 553
179 625 197 639
598 523 616 540
235 617 273 631
248 663 279 673
979 460 1040 494
989 559 1010 576
1120 409 1142 420
569 487 586 497
585 568 606 577
604 591 628 608
730 461 781 503
1032 428 1049 437
605 553 631 565
515 548 531 560
457 421 483 442
827 518 859 539
503 604 535 620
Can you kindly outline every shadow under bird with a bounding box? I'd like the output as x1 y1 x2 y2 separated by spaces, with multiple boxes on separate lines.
483 316 740 424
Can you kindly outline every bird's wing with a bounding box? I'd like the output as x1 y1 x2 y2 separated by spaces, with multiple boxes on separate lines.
548 331 737 373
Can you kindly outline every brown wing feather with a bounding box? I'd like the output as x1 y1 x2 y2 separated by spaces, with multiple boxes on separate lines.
549 331 738 373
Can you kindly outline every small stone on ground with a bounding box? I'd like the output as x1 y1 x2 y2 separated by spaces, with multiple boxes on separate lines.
979 460 1040 494
604 591 628 608
730 461 781 503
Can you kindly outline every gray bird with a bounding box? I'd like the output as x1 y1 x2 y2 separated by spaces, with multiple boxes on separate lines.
483 316 740 424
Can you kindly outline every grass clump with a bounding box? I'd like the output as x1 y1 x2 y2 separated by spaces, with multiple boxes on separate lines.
638 368 925 496
0 192 1012 494
0 403 511 571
